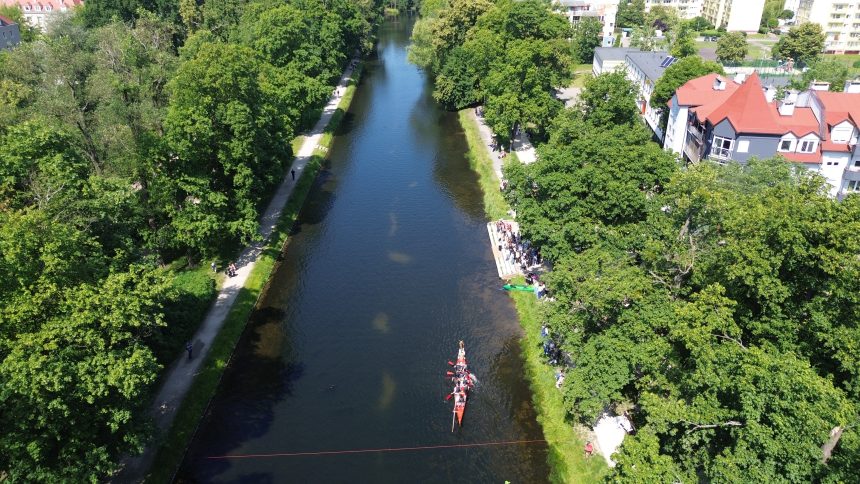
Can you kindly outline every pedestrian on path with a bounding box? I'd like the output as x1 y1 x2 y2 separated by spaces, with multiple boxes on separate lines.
185 341 193 360
291 169 296 181
210 261 217 272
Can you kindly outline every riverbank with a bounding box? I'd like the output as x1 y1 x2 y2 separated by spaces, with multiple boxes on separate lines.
457 110 607 483
139 61 365 484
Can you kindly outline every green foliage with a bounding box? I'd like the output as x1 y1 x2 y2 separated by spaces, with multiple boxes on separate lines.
689 16 713 32
415 0 571 140
616 0 645 29
778 9 795 20
646 6 679 33
716 31 749 63
651 55 724 112
773 22 825 65
792 59 850 91
503 59 860 478
571 17 602 64
669 21 697 58
0 1 381 480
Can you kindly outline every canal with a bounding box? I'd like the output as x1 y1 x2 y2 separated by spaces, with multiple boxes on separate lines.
177 18 550 483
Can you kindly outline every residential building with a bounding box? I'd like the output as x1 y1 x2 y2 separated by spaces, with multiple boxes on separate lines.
554 0 620 41
593 47 675 138
644 0 704 20
702 0 766 32
0 0 82 31
784 0 801 15
665 72 860 197
0 15 19 49
796 0 860 53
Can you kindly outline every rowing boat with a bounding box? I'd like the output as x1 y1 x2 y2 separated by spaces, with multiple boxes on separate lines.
450 340 472 430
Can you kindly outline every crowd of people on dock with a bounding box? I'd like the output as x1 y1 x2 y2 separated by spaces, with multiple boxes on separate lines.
493 220 542 275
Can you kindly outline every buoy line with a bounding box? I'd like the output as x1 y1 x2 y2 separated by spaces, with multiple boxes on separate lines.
207 439 548 460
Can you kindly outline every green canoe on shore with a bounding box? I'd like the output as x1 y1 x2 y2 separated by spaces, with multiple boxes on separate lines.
503 284 535 292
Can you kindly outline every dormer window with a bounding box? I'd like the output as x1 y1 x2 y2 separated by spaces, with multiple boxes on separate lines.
799 140 817 153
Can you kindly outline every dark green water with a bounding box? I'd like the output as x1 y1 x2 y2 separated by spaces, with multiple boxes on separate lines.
177 19 550 483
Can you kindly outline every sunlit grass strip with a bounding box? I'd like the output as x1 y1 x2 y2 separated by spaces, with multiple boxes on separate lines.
509 288 608 483
457 110 509 220
144 62 364 484
457 109 607 483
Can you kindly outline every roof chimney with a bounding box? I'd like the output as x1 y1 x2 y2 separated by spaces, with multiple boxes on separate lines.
779 91 797 116
809 80 831 91
764 84 777 103
713 76 726 91
733 73 747 84
844 79 860 93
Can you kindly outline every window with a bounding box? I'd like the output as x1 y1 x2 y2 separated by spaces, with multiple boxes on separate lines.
846 180 860 192
854 158 860 167
737 140 749 153
712 136 733 159
799 140 817 153
779 139 793 151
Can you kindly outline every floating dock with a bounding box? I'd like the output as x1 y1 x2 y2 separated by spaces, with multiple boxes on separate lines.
487 220 522 279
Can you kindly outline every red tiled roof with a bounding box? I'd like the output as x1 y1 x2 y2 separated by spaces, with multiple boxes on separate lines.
771 105 819 138
780 151 821 164
822 140 852 152
0 14 13 25
816 91 860 126
704 74 784 135
674 73 740 108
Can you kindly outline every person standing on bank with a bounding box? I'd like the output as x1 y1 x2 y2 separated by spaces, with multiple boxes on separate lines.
291 169 296 181
185 341 193 360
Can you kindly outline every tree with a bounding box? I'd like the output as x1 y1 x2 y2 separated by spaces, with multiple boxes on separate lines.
616 0 645 29
647 5 679 33
0 5 39 42
81 0 179 28
670 21 697 58
778 9 795 20
577 71 641 128
792 59 850 91
629 24 658 51
773 22 825 65
716 31 749 63
689 16 714 32
651 55 724 111
571 17 602 64
0 264 173 481
164 41 290 254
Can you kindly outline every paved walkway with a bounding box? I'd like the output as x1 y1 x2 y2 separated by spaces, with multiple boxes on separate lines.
467 109 537 181
117 59 359 483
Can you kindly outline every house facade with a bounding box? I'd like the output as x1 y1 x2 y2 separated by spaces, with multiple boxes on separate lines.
593 47 672 139
554 0 620 42
0 14 19 49
0 0 82 31
665 72 860 198
796 0 860 54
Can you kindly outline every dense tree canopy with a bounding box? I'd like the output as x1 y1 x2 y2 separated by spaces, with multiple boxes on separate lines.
502 71 860 480
773 22 825 65
792 59 850 91
411 0 571 142
0 1 381 480
716 31 748 63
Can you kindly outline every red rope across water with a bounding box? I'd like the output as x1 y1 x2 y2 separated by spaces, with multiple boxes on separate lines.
207 439 548 460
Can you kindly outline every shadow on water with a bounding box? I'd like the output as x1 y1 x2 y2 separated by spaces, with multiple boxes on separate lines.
177 18 551 483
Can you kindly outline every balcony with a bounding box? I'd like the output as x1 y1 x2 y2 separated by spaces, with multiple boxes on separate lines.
684 137 703 163
687 124 704 142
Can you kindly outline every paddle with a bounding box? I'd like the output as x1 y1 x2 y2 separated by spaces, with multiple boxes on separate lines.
451 410 456 432
445 392 454 401
447 361 455 366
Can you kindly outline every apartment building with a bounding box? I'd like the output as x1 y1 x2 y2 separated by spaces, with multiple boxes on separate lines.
796 0 860 53
555 0 620 40
593 47 674 139
702 0 766 32
645 0 704 19
664 72 860 197
0 0 82 31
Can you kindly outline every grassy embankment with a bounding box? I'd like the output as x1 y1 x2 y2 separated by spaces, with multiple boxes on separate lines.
144 63 364 484
457 110 608 483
